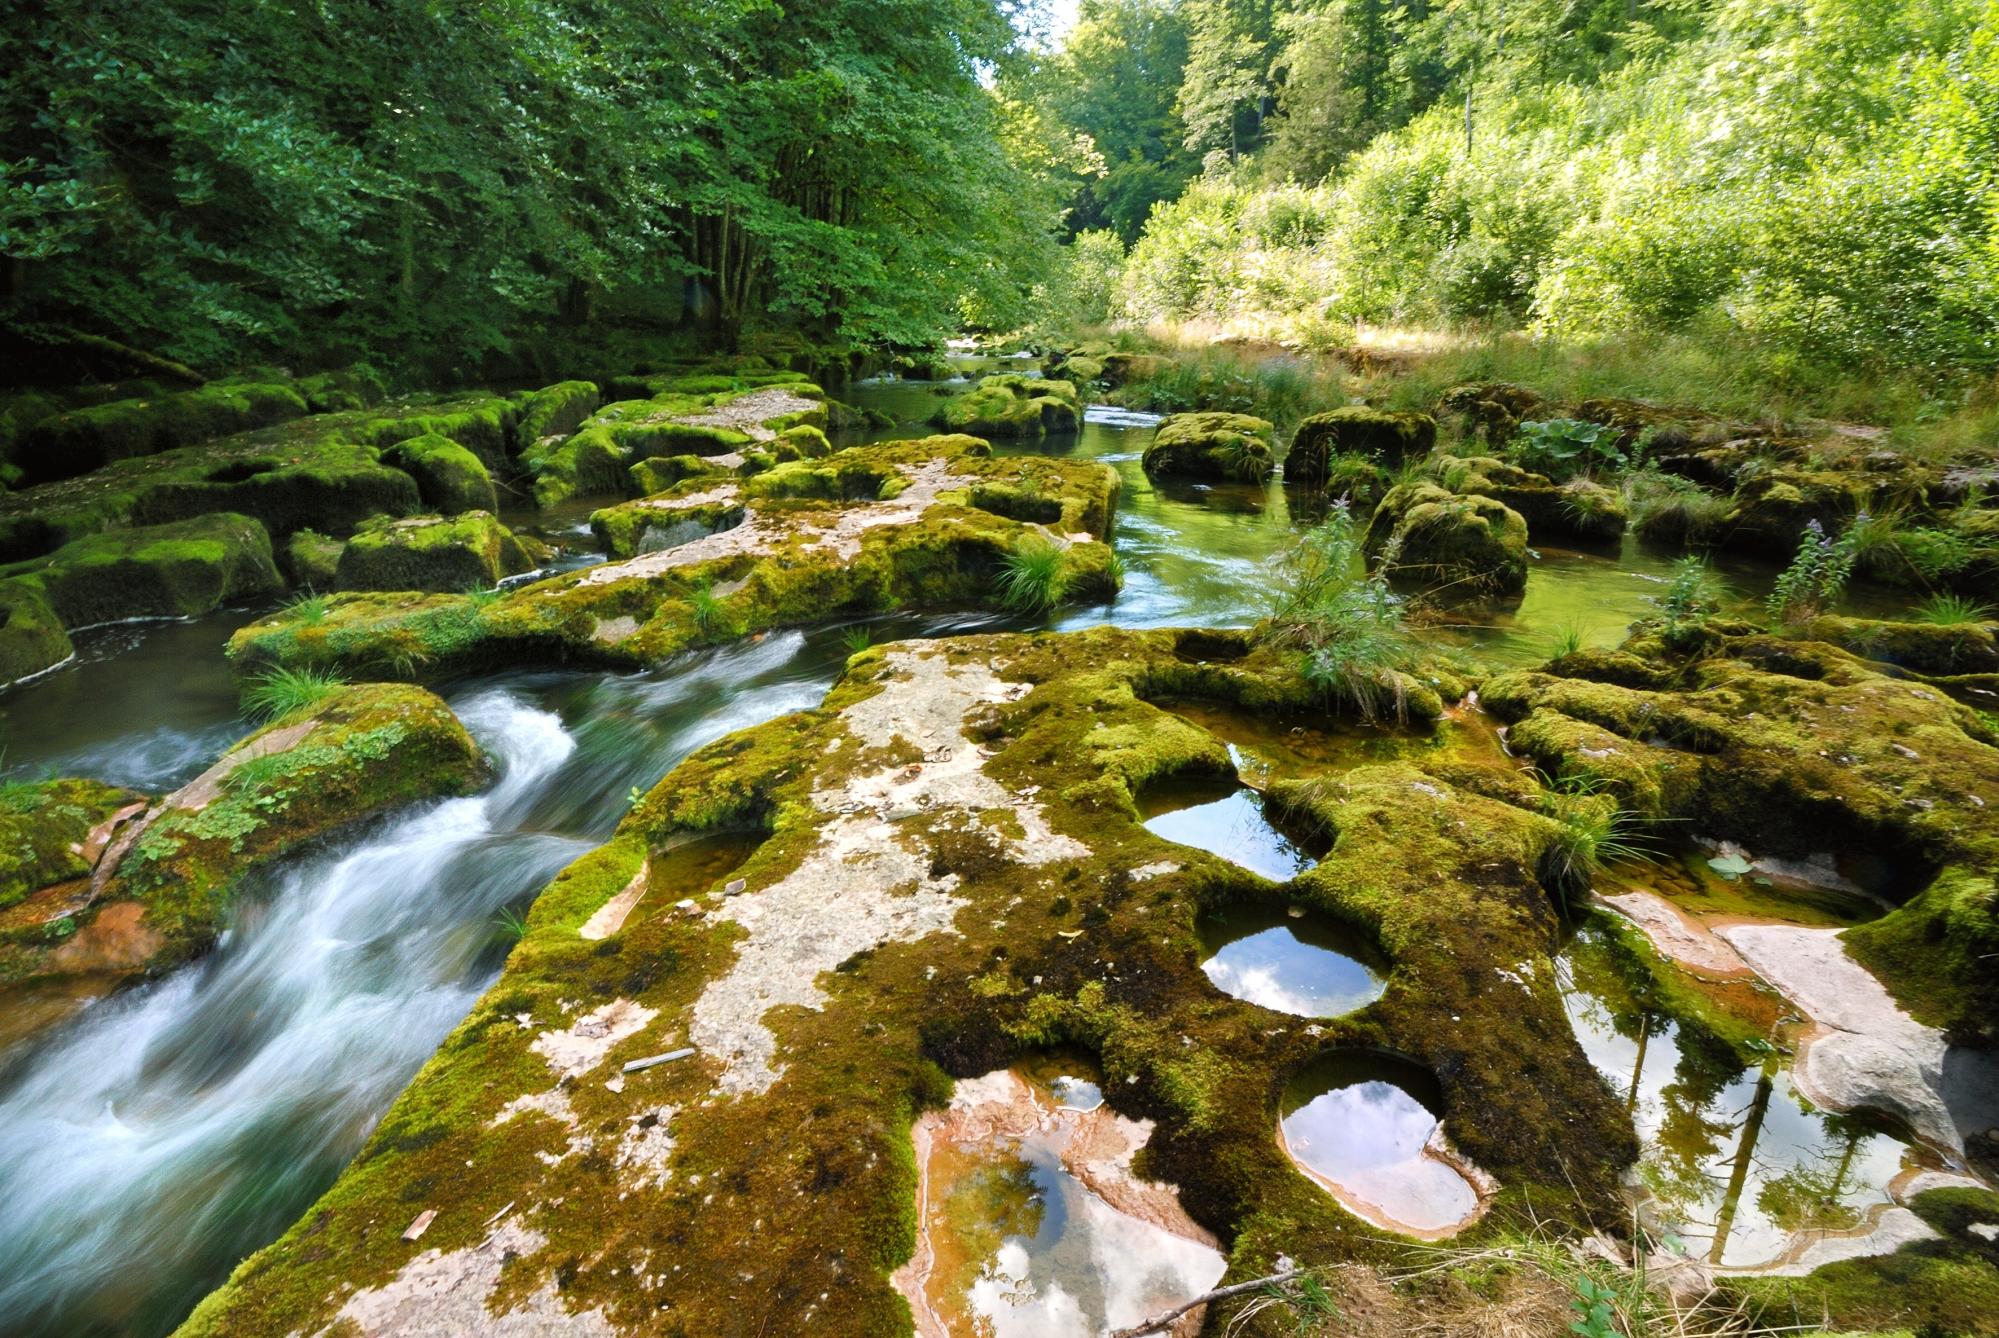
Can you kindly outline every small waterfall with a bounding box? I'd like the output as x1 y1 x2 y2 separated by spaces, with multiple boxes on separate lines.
0 694 582 1338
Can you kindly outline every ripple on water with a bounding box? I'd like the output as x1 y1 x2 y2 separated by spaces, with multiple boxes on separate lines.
1280 1053 1484 1236
1199 906 1387 1017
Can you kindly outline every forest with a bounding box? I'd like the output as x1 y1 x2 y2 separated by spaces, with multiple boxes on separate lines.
2 3 1998 1338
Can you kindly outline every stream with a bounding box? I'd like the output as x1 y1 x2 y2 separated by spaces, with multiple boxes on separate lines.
0 363 1947 1337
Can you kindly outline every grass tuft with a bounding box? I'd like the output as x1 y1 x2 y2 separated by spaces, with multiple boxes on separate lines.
996 535 1069 614
243 666 346 722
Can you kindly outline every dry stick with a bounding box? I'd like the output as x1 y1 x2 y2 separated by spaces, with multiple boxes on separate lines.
1108 1269 1310 1338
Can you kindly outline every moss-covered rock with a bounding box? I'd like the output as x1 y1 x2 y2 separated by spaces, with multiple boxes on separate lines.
295 367 388 415
1482 633 1999 1044
1142 411 1277 482
0 777 143 911
382 433 499 515
1433 455 1627 544
1288 407 1436 485
0 683 485 1040
334 512 543 593
1797 614 1999 675
280 530 345 590
1100 351 1170 387
525 382 828 508
229 436 1121 681
18 381 309 484
0 580 73 686
1366 482 1529 597
176 626 1638 1338
513 380 601 450
3 513 282 630
932 374 1081 438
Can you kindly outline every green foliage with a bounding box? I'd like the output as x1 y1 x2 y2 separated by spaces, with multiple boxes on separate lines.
492 905 530 944
1767 518 1863 625
1260 499 1411 721
1655 554 1726 646
1546 619 1587 660
839 625 874 655
1624 468 1730 546
1914 592 1992 625
1539 773 1651 896
284 594 330 626
243 666 346 722
3 0 1059 368
995 535 1069 614
1510 418 1624 482
687 580 733 641
1112 344 1339 426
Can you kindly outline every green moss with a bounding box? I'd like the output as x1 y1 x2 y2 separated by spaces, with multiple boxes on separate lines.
0 777 142 910
295 367 388 415
1432 455 1628 544
1142 412 1277 482
1365 482 1529 597
333 513 542 593
0 684 484 1012
513 380 601 449
1288 406 1437 485
1798 614 1999 675
932 375 1081 438
17 380 309 484
382 434 498 515
2 512 283 630
280 530 345 589
0 579 74 685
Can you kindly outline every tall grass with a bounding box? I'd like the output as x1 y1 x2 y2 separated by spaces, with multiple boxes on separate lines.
1261 500 1412 721
996 535 1069 614
1112 344 1344 429
243 666 347 722
1539 773 1651 894
1913 592 1992 625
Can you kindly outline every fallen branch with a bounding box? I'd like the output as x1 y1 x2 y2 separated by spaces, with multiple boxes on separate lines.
1109 1268 1310 1338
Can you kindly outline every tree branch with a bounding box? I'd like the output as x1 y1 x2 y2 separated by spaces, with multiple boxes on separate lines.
1107 1268 1310 1338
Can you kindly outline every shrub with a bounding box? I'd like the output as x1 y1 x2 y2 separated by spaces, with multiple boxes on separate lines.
1260 500 1412 721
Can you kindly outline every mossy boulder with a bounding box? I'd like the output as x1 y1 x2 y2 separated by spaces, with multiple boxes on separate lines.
1724 468 1872 557
1797 614 1999 675
0 684 487 1036
1435 455 1627 544
1288 407 1437 485
0 777 143 911
513 380 601 450
1142 412 1277 482
281 530 345 590
932 374 1081 438
1366 482 1530 596
383 433 499 515
230 436 1121 681
0 580 73 686
295 367 388 415
3 513 282 630
18 381 309 484
180 627 1637 1337
1100 351 1170 387
334 512 544 593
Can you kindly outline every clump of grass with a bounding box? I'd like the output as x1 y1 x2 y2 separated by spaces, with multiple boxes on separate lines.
1539 773 1651 895
492 905 530 943
687 579 733 639
243 666 347 722
228 752 294 791
463 583 506 608
996 535 1069 614
1624 468 1731 546
1655 554 1727 646
1546 619 1587 660
838 625 874 655
1912 592 1992 625
1262 499 1412 722
1112 345 1341 428
283 593 331 626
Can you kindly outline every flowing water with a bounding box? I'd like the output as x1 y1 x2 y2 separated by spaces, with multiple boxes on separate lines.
0 366 1954 1335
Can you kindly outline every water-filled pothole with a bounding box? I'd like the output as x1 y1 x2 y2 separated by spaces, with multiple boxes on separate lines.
1556 923 1933 1270
1163 699 1509 784
1279 1052 1487 1236
1198 906 1387 1017
896 1066 1225 1337
1605 841 1891 930
1140 778 1319 881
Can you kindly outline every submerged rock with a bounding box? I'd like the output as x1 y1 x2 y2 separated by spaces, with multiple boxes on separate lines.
1142 411 1276 482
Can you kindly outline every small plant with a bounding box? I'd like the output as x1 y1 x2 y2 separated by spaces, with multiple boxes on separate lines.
1540 773 1650 894
1512 418 1625 482
1262 500 1412 722
1546 619 1587 660
1624 468 1730 545
1913 592 1992 625
1569 1272 1620 1338
243 666 346 722
463 583 506 608
839 625 874 655
996 535 1068 614
284 593 330 625
1767 517 1862 625
492 905 530 942
1655 554 1726 645
228 752 294 792
687 580 732 639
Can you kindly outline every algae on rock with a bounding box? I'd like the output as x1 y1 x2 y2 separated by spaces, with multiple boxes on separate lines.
333 512 545 593
931 374 1081 438
1142 412 1277 482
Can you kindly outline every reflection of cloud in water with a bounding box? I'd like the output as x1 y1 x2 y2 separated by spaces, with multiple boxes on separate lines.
1284 1081 1479 1231
1204 960 1325 1017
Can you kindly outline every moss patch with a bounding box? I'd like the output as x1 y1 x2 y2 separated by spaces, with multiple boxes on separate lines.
1 512 283 630
1143 412 1277 483
931 374 1081 438
333 512 543 593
